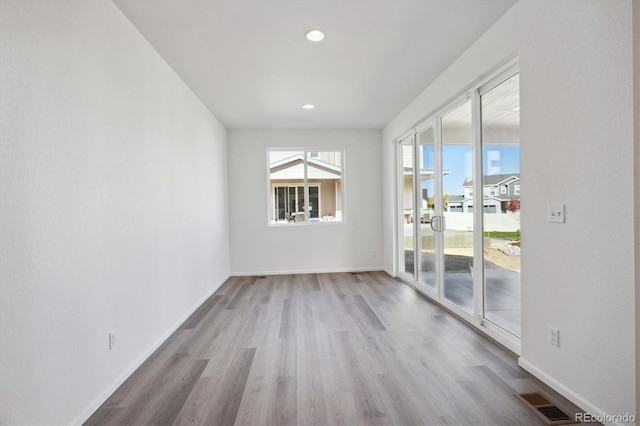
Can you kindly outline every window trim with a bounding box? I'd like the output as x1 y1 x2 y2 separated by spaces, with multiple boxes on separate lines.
267 148 345 226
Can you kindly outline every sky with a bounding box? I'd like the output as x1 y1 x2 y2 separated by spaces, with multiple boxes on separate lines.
422 145 520 197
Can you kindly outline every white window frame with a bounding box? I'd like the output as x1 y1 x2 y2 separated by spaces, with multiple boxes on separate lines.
267 148 345 226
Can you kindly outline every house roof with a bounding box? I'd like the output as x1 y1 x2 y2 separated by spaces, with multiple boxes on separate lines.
403 167 450 180
448 194 518 204
270 154 341 180
447 195 466 203
463 173 520 187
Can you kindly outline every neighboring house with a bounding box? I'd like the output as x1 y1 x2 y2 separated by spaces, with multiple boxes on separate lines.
269 152 342 222
448 173 520 213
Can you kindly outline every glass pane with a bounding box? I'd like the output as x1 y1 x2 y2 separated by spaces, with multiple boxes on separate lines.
401 139 415 275
275 187 286 220
297 186 304 214
309 186 319 219
481 73 521 337
307 151 343 222
442 100 474 313
269 150 304 224
417 126 436 291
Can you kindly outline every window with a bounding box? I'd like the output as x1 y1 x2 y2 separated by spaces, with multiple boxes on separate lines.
501 185 507 194
514 184 520 195
268 149 343 224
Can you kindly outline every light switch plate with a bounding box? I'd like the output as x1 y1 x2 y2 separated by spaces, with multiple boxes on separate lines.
547 204 565 223
549 326 559 347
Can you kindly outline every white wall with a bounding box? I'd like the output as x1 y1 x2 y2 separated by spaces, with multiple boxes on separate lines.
0 1 230 424
228 130 382 275
383 0 636 422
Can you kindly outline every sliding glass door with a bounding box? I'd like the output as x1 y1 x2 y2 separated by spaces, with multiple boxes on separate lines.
400 135 416 276
481 72 521 337
417 126 437 291
397 64 521 343
399 102 477 314
441 100 474 313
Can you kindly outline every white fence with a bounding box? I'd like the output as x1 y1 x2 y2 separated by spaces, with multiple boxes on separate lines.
444 211 520 232
402 211 520 250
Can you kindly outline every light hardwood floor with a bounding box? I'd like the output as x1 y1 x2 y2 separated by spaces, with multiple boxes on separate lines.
86 272 587 426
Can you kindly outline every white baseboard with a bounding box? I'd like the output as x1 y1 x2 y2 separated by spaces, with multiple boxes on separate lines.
382 267 397 277
230 267 384 276
517 357 631 426
71 274 230 425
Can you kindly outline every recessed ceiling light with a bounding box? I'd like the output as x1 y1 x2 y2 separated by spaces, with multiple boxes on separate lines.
302 104 315 109
305 29 324 42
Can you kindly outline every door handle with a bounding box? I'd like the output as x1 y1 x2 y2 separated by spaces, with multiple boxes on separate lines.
430 216 440 232
430 216 445 232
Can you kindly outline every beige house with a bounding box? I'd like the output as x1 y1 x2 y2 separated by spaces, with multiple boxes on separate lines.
269 151 342 222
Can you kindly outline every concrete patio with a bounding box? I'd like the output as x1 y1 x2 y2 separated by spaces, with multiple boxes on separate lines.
403 250 521 337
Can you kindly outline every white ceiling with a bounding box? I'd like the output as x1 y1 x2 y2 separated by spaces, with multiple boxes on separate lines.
114 0 516 130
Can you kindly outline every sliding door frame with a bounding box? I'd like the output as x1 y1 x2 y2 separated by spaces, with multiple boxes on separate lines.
396 131 418 286
476 63 521 341
395 59 521 354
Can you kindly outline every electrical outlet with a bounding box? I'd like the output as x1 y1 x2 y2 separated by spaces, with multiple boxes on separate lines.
549 327 559 347
109 331 117 350
547 204 565 223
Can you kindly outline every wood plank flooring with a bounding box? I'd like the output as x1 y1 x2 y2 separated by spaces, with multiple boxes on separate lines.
85 272 585 426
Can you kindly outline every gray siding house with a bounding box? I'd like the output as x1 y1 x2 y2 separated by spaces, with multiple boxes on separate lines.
447 173 520 213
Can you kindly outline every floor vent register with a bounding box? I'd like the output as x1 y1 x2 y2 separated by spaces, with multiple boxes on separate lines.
515 392 576 425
